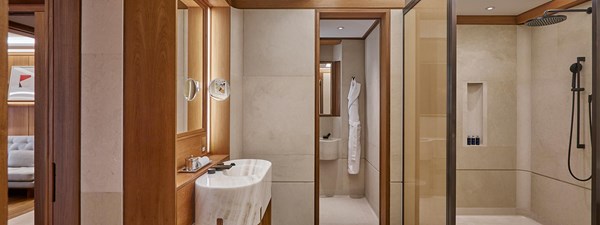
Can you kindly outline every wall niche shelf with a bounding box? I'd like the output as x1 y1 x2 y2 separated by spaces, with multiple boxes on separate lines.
463 82 487 147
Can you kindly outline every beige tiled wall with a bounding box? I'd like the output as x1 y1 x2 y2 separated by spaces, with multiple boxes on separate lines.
241 9 315 225
457 25 518 213
81 0 124 224
365 24 381 215
389 9 403 225
529 2 592 224
230 8 244 160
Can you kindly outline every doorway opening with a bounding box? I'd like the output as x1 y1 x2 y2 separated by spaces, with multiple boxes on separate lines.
315 10 391 225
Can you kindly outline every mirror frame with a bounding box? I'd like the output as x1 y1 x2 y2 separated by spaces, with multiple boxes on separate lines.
319 60 341 117
177 0 209 137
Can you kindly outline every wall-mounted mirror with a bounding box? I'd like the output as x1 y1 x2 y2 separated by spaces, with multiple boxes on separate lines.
208 78 230 101
319 61 340 116
177 3 206 134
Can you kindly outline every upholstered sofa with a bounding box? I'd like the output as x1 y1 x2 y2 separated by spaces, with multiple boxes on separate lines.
7 136 34 189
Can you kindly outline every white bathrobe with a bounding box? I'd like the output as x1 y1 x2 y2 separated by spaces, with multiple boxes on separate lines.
348 79 362 175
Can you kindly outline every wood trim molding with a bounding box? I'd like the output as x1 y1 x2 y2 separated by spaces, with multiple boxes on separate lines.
9 3 44 12
361 19 380 39
0 0 8 224
209 7 231 155
229 0 404 9
315 9 391 225
124 0 177 224
320 39 341 45
33 11 50 225
47 0 82 223
457 16 517 25
8 20 34 36
517 0 590 24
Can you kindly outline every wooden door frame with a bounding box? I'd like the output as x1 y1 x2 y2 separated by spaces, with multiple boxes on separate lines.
37 0 81 223
2 0 81 224
315 9 391 225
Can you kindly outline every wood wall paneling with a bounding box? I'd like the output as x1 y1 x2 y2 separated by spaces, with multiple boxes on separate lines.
176 181 195 225
1 0 9 224
48 0 81 223
230 0 404 9
320 39 341 46
175 131 207 170
7 54 35 136
209 7 230 155
33 10 50 225
457 16 517 25
8 105 33 135
124 0 176 224
8 3 45 12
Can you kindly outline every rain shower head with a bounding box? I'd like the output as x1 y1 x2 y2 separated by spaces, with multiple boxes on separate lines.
525 7 592 27
526 15 567 27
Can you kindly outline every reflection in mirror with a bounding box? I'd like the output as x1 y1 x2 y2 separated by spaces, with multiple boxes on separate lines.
184 78 200 101
319 61 340 116
208 78 230 101
177 5 205 134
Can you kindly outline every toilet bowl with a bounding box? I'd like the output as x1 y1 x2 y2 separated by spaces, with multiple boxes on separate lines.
319 138 340 160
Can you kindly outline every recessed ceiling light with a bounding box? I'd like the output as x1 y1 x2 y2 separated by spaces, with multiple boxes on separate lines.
486 6 495 11
337 26 344 30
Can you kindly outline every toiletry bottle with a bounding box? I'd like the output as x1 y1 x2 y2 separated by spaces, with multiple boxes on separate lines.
467 136 472 145
186 155 195 171
475 136 480 145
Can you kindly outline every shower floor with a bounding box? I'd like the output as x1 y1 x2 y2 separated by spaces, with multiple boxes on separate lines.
320 196 379 225
457 215 542 225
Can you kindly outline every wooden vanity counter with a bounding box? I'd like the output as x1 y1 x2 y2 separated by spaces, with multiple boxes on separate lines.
176 154 229 225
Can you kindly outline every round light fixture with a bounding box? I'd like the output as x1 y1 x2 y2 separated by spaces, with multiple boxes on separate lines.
486 6 495 11
337 26 344 30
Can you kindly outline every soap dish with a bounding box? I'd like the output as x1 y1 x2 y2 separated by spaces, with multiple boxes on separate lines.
178 160 212 173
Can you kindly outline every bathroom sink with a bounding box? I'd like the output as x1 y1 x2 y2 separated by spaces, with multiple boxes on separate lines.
195 159 272 225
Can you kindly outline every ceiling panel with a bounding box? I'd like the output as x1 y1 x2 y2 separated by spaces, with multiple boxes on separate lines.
320 19 377 39
457 0 551 15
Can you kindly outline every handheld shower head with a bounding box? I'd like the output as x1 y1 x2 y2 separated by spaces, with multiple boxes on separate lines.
525 7 592 27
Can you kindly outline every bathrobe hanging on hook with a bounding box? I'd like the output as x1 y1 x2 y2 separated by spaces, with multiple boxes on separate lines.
348 78 361 175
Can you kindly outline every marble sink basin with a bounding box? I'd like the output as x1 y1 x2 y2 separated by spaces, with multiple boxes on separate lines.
195 159 272 225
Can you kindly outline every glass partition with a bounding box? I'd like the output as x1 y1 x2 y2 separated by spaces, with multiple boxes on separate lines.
403 0 450 224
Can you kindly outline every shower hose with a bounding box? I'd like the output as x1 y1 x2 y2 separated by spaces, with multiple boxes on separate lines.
567 92 592 181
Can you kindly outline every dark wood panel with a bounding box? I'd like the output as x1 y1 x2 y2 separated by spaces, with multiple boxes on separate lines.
457 16 517 25
0 0 9 223
124 0 177 224
231 0 404 9
517 0 590 24
48 0 81 223
8 105 31 135
8 21 34 37
8 3 44 12
33 10 51 225
209 7 230 155
9 0 44 4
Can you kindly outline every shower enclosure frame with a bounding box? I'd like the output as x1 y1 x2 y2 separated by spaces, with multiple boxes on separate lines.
402 0 457 224
593 0 600 224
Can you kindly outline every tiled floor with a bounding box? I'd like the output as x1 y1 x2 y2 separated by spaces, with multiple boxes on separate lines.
457 215 542 225
8 211 34 225
320 196 379 225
